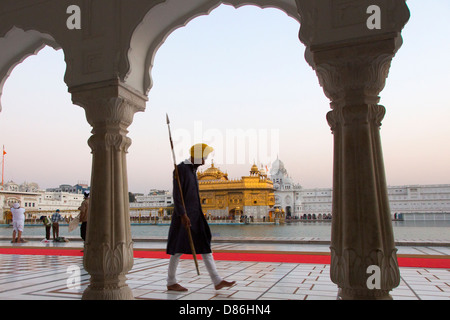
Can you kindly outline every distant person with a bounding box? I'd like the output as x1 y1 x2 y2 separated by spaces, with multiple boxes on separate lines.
40 215 52 240
10 203 25 243
5 211 12 224
78 191 89 242
51 209 64 240
166 143 235 291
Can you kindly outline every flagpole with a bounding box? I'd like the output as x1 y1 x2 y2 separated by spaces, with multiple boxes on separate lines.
2 145 4 186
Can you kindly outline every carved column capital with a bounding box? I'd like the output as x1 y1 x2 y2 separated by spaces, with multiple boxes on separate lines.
311 37 397 109
70 79 147 128
327 104 386 131
70 80 147 154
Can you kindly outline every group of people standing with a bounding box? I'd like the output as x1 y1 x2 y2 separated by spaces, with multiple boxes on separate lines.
9 191 90 243
40 209 64 241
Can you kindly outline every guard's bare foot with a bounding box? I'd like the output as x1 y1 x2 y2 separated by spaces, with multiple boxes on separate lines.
167 283 188 292
215 280 236 290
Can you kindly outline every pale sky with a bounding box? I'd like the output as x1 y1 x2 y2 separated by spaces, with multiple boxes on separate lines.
0 1 449 194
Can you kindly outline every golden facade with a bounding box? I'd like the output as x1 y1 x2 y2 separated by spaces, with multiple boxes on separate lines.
197 162 276 222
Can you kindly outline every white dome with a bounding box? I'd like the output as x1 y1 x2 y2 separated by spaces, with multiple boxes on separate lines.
270 157 287 176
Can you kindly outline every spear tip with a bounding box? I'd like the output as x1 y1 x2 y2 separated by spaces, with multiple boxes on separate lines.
166 113 170 124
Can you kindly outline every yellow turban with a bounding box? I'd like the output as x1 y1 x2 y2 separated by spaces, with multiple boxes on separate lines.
190 143 213 160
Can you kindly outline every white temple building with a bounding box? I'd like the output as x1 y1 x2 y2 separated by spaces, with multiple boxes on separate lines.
0 181 86 222
130 189 173 208
270 158 450 221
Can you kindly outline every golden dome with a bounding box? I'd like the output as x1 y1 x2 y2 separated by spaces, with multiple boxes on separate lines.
204 162 219 174
198 162 228 181
250 163 259 175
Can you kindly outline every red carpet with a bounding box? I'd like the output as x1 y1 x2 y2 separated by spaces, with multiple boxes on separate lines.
0 247 449 268
134 251 332 265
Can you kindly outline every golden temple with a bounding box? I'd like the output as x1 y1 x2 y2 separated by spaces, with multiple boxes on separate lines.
197 162 282 223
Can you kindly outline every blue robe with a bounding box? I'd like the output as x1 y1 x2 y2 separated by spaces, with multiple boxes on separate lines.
166 161 212 255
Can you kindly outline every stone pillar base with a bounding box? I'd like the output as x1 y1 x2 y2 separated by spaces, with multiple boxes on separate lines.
338 288 392 300
82 282 134 300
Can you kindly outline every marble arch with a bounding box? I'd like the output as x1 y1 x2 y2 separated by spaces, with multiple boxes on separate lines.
126 0 301 96
0 0 410 300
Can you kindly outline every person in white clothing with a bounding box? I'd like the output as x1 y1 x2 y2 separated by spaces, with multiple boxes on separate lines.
10 203 25 243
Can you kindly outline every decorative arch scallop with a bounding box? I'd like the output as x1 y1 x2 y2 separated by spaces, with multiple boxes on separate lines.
0 27 60 111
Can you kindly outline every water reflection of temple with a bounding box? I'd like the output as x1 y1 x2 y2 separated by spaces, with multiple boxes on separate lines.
197 162 278 222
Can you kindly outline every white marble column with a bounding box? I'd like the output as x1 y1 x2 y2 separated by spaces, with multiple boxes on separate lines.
70 80 147 300
313 38 401 299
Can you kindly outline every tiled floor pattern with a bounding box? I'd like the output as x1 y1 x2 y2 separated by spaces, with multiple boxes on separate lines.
0 252 449 300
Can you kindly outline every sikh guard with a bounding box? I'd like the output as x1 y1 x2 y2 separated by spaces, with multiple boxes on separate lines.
166 143 235 291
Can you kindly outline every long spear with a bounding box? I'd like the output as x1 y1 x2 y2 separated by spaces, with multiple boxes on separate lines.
166 113 200 275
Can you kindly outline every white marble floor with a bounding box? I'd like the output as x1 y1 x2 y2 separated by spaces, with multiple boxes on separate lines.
0 240 449 300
